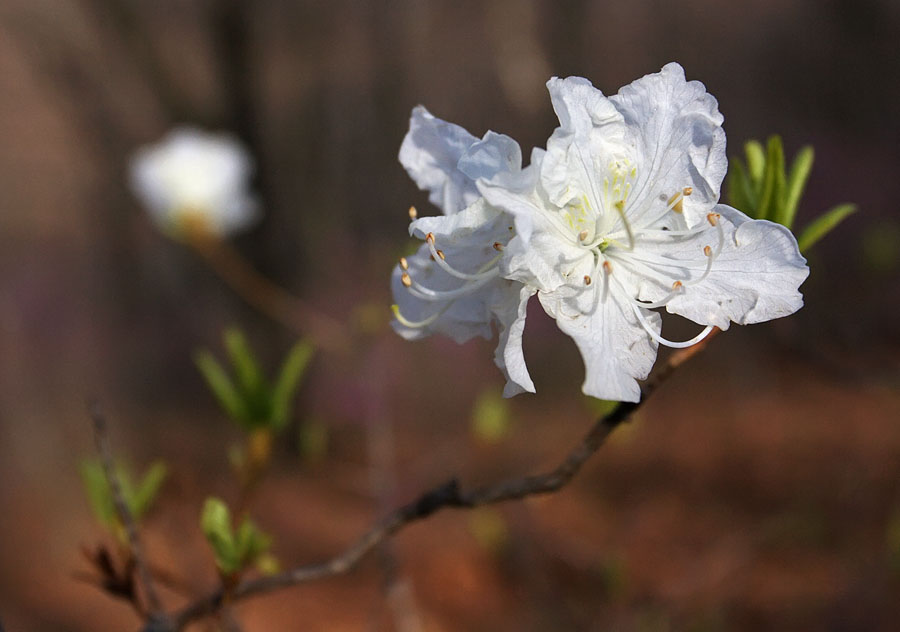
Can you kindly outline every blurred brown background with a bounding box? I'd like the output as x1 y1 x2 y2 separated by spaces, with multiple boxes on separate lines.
1 0 899 630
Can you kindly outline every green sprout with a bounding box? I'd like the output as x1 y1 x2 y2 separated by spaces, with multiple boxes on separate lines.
80 459 167 538
200 497 276 576
727 135 857 253
194 328 315 432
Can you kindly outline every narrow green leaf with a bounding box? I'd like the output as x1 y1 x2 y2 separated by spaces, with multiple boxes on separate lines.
744 140 766 185
779 146 814 230
80 460 115 527
131 462 167 520
726 158 753 214
797 203 857 253
756 136 782 221
224 329 264 397
770 136 786 220
201 497 239 574
269 340 315 430
195 350 248 423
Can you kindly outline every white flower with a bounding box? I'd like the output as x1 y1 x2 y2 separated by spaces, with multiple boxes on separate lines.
391 107 535 396
129 127 259 238
477 63 810 402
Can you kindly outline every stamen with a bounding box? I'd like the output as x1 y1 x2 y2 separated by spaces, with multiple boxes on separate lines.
401 273 412 287
425 232 435 244
703 245 712 257
602 261 612 274
613 201 635 250
408 275 495 301
493 242 504 251
408 206 417 220
707 212 720 226
631 303 716 349
425 239 502 281
391 304 443 329
601 260 612 302
584 275 592 286
672 280 683 290
683 186 693 196
578 229 589 242
399 257 408 271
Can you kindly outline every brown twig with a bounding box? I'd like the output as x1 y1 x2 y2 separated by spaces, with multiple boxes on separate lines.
90 405 165 619
145 328 719 631
187 231 348 354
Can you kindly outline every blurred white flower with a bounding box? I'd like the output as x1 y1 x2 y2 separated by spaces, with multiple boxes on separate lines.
129 127 259 238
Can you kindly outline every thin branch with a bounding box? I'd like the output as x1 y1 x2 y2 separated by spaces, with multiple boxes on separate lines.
153 328 719 631
187 231 348 354
90 405 163 617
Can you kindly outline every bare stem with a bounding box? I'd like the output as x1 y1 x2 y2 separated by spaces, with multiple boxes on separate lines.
148 328 719 631
90 405 163 617
187 232 348 354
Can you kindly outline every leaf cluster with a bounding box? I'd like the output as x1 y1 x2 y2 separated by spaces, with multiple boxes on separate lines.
80 460 167 532
194 329 315 432
727 135 857 252
200 497 275 576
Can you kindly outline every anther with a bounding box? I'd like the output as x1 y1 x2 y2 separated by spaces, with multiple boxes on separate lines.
578 229 589 242
602 261 612 274
401 273 412 287
493 242 504 251
683 186 693 196
425 232 435 244
672 280 683 290
436 249 445 260
706 212 720 226
584 275 592 286
399 256 408 270
408 206 417 220
703 245 712 257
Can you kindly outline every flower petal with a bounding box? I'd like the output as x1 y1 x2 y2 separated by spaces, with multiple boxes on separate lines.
538 286 659 403
458 131 523 183
492 284 537 397
610 62 726 228
632 205 809 329
399 106 480 215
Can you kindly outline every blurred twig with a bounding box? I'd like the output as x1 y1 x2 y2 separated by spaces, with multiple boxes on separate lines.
146 328 720 631
90 405 164 620
187 231 348 354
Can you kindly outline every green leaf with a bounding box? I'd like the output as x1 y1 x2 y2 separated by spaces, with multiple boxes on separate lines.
471 388 511 443
726 158 754 214
796 203 857 253
80 460 115 527
756 136 784 221
744 140 766 185
201 497 239 574
195 350 248 424
779 146 814 229
269 340 315 430
131 461 167 520
224 329 264 397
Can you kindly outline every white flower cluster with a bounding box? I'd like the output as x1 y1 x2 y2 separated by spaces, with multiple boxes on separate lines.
130 127 259 238
392 63 809 403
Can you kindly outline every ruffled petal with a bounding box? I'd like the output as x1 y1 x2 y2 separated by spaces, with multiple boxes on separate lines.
630 205 809 329
492 284 537 397
610 62 726 228
398 106 480 214
538 284 659 403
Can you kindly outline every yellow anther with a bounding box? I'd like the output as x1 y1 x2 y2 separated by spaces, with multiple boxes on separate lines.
425 232 435 244
399 256 409 270
408 206 417 220
602 261 612 274
401 273 412 287
683 186 693 196
578 229 589 242
707 212 720 226
672 280 683 290
493 242 504 251
703 245 712 257
584 275 592 286
436 249 445 260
